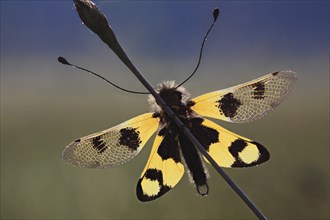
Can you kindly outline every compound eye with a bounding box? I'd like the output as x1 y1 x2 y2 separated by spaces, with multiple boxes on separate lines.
174 91 182 101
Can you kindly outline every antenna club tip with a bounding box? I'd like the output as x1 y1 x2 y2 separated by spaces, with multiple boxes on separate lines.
58 56 70 65
213 8 220 21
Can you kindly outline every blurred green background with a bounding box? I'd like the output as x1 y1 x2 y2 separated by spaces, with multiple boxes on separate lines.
1 1 329 219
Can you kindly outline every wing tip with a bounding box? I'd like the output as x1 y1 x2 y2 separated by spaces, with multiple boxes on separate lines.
61 140 79 165
230 141 270 168
136 178 171 202
276 70 299 83
252 141 270 165
275 69 299 101
136 178 153 202
61 139 104 169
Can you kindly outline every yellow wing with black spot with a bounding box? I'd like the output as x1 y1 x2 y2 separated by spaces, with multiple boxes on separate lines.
190 118 269 168
137 128 185 202
191 70 298 123
62 113 159 168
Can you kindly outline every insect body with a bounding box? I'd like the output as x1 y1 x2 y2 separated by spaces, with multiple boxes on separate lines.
62 70 298 201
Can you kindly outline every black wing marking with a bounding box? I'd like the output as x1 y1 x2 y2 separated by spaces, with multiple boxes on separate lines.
62 113 159 168
190 117 269 168
191 70 298 123
136 128 184 201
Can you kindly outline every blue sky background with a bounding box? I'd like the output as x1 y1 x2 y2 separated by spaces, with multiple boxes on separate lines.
1 1 329 219
2 1 328 84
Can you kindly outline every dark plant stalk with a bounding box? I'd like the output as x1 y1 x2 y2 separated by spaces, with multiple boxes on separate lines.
71 1 266 219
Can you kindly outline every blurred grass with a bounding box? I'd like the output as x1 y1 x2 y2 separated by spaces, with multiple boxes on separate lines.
1 62 329 219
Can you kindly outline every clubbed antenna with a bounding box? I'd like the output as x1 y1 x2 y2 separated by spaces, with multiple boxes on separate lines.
58 56 149 94
176 8 220 88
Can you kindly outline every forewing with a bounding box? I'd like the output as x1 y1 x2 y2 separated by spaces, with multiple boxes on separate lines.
62 113 159 168
137 128 185 202
190 118 269 168
191 70 298 123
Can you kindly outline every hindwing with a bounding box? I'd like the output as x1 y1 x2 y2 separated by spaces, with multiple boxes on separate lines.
189 117 269 168
137 128 185 202
62 113 159 168
191 70 298 123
